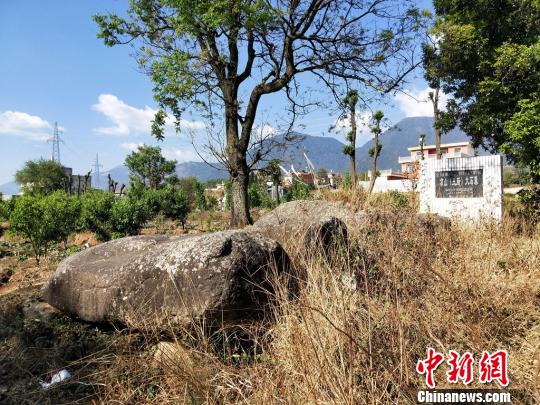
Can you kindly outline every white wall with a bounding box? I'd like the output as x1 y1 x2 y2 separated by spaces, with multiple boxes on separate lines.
418 156 503 221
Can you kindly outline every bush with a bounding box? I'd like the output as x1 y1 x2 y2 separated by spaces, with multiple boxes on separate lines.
288 181 311 201
0 198 15 222
79 190 116 240
110 198 149 238
248 178 275 209
137 188 163 218
515 186 540 230
387 190 410 209
42 191 81 245
9 195 54 264
136 187 191 226
159 187 190 226
9 192 81 264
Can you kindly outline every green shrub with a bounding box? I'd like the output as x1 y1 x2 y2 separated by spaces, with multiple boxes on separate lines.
0 198 15 222
135 187 191 226
206 195 219 211
290 181 311 201
248 178 275 209
515 186 540 229
110 198 149 238
159 187 190 226
137 188 163 218
42 191 81 245
79 190 116 240
9 195 55 264
387 190 410 209
9 192 81 264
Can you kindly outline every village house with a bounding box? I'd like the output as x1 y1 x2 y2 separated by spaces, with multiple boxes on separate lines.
361 141 478 192
398 141 476 175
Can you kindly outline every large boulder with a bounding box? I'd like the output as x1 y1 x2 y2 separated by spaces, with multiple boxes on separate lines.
249 200 363 254
43 230 290 330
250 200 452 254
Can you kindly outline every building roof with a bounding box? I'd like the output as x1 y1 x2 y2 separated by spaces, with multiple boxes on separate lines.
407 141 472 152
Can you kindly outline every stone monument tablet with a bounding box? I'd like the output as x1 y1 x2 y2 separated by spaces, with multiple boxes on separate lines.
418 156 503 221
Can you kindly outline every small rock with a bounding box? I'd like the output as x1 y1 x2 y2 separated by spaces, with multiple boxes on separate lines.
153 341 193 368
23 302 60 324
0 268 12 285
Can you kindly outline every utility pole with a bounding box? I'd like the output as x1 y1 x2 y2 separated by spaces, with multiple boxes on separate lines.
92 154 103 188
48 122 63 163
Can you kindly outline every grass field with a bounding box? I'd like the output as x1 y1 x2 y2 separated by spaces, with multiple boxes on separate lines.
1 191 539 404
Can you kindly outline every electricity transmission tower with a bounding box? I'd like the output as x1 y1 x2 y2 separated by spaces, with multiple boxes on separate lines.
92 154 103 188
48 122 64 163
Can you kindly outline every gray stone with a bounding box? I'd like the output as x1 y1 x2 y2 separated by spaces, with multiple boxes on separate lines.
43 231 290 329
249 200 363 253
22 302 60 324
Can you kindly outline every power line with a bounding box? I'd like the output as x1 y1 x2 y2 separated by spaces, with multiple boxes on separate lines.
92 153 103 188
47 122 64 163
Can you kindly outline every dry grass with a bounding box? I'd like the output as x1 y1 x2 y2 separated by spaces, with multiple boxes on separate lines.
2 190 539 404
83 191 540 404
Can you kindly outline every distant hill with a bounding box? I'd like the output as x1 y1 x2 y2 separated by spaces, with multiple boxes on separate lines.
0 181 19 196
355 116 476 172
93 161 227 190
264 116 474 173
1 116 482 194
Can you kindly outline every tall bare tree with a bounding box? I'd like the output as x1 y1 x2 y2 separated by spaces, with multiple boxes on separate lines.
342 90 359 187
95 0 424 227
368 110 384 194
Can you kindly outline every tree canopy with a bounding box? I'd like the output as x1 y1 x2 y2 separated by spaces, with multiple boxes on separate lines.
15 159 68 196
432 0 540 181
124 145 177 189
95 0 425 226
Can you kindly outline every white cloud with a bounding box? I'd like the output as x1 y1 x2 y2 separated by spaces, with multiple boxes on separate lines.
394 87 448 117
334 111 385 146
120 142 144 151
0 110 52 140
162 148 202 163
252 124 277 140
92 94 205 136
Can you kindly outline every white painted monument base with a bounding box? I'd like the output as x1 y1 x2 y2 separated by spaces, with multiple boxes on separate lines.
418 155 503 222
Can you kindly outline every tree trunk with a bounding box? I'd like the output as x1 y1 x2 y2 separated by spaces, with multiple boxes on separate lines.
274 183 280 205
229 162 252 228
432 86 441 159
349 107 357 188
368 133 379 194
224 91 252 228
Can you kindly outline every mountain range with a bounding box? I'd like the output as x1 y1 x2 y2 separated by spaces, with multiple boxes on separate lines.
1 116 477 194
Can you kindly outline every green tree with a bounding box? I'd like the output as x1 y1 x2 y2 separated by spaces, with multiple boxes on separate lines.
368 111 384 194
0 198 15 222
160 187 190 227
42 191 81 247
125 145 177 189
9 195 54 264
79 190 116 240
248 174 275 209
432 0 540 181
503 98 540 181
95 0 424 227
132 186 191 227
291 181 311 201
110 198 149 238
15 159 68 196
194 181 206 211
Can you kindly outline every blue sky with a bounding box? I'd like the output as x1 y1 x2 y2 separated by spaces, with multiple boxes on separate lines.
0 0 436 186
